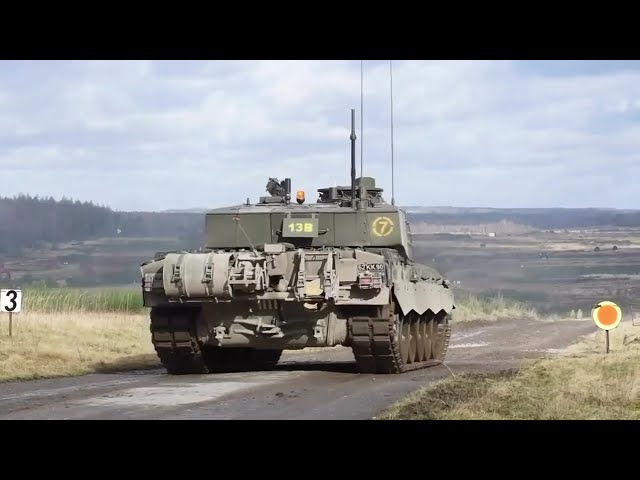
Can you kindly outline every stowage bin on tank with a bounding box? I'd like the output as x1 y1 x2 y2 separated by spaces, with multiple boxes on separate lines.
140 111 455 375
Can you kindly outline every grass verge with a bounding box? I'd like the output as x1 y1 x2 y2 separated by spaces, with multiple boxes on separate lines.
0 311 158 382
377 319 640 420
0 287 153 382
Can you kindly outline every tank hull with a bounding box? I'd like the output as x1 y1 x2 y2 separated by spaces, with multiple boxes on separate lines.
141 244 454 374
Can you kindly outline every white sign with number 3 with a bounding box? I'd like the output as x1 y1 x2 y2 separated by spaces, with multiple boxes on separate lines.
1 289 22 313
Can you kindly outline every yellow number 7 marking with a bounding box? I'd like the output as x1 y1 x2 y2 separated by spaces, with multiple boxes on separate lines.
372 216 394 237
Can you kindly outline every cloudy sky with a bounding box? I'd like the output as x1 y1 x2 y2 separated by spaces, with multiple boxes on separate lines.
1 60 639 211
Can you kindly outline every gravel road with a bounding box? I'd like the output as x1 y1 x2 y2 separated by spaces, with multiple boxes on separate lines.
0 317 595 420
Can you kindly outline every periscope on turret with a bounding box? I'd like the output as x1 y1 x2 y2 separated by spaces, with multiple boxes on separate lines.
139 109 455 375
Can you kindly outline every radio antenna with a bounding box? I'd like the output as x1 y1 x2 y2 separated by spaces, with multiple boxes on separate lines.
360 60 364 179
389 60 395 206
350 108 357 209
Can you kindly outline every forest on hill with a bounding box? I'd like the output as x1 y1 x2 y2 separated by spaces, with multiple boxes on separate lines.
0 194 203 255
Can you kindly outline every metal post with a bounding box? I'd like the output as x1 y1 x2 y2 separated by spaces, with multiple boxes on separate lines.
9 311 12 337
605 330 609 354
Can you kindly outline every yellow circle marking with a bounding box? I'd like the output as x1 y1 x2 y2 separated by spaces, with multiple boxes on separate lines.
591 300 622 331
372 216 395 237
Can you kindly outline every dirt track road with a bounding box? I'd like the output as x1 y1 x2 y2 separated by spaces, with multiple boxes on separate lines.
0 318 596 420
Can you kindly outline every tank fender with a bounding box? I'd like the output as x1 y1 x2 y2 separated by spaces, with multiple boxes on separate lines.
393 280 455 317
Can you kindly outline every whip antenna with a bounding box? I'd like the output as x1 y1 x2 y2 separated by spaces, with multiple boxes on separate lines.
360 60 364 179
390 60 395 206
350 108 357 209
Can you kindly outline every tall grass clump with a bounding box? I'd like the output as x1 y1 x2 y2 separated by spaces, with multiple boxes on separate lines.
453 291 538 322
21 287 145 314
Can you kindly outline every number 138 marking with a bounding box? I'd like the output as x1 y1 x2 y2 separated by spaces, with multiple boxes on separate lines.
288 222 314 232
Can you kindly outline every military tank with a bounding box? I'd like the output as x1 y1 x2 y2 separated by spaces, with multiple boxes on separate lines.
140 109 455 375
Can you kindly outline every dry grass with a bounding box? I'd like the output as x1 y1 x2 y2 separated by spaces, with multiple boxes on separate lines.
0 287 157 383
378 319 640 420
0 311 158 383
453 292 538 323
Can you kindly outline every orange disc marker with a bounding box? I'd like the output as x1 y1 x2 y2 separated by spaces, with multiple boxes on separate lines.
591 301 622 330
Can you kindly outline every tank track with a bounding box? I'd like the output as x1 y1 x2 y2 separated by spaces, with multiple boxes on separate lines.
150 306 282 375
349 295 452 374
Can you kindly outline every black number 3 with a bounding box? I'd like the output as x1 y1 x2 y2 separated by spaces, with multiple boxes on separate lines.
5 290 17 312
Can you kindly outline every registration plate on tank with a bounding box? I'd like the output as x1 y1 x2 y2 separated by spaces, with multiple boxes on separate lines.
357 263 385 271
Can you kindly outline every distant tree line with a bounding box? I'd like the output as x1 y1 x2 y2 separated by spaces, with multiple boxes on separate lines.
0 194 203 255
406 209 640 230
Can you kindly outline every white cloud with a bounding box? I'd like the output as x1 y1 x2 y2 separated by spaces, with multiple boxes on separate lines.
0 60 639 210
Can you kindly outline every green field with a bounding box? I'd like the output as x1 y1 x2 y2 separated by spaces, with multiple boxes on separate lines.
19 286 144 314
